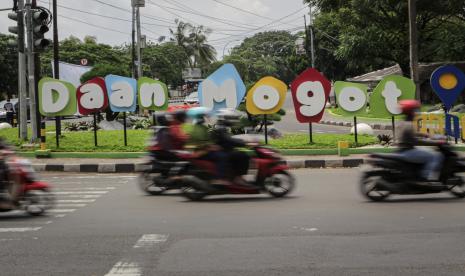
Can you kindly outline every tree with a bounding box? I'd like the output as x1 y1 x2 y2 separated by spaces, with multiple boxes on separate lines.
80 63 130 83
170 20 216 71
40 36 131 78
304 0 465 79
0 34 18 98
224 31 304 85
142 42 189 87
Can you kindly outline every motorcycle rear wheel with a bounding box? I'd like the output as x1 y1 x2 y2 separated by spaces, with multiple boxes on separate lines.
24 189 55 216
360 174 391 202
264 171 295 197
138 171 167 195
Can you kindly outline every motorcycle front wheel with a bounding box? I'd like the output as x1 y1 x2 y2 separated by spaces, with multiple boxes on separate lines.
446 176 465 198
138 171 167 195
264 171 295 198
360 174 391 202
24 189 55 216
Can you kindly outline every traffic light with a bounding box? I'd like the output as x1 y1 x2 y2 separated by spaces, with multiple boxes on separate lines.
7 9 25 52
31 9 51 50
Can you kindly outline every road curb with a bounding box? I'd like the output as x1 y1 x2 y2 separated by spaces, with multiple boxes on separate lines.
33 158 366 173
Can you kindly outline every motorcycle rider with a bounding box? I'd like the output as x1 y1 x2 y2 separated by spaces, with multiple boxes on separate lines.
0 138 20 209
397 100 444 182
211 109 250 184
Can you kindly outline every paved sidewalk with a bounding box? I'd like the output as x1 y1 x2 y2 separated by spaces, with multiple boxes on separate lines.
29 154 370 173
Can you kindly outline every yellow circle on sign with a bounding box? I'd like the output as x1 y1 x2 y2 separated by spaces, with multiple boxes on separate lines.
439 73 458 90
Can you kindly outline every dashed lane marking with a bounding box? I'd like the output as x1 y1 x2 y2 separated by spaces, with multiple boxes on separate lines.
133 234 169 249
51 191 109 195
105 261 141 276
47 209 76 213
0 227 42 233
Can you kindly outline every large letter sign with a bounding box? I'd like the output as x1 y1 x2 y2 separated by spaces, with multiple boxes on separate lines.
77 77 109 115
370 75 416 117
290 68 331 123
199 63 246 111
39 77 77 116
430 65 465 111
138 77 168 111
246 76 287 115
105 75 137 112
334 81 368 115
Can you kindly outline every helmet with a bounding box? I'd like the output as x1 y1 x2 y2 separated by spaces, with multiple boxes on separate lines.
399 100 421 116
187 107 211 124
216 108 241 127
172 110 187 123
155 114 170 126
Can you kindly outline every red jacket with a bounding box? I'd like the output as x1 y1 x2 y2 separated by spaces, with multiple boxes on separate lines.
168 123 188 150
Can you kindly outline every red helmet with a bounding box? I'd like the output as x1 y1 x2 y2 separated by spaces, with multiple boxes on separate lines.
399 100 420 115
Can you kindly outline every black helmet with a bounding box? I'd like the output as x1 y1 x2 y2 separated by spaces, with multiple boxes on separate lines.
216 108 241 127
173 110 187 123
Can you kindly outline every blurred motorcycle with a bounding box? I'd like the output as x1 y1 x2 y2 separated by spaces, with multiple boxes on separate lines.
181 145 295 201
0 155 54 215
360 143 465 201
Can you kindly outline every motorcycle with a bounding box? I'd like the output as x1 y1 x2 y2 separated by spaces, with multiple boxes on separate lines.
0 156 54 215
181 146 296 201
360 143 465 201
138 150 192 195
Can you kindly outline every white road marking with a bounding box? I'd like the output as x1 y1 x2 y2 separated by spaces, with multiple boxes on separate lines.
54 214 67 218
55 204 87 208
0 238 21 241
57 194 101 199
51 191 109 195
105 261 141 276
47 209 76 213
0 227 42 233
54 187 116 191
56 199 96 203
133 234 169 248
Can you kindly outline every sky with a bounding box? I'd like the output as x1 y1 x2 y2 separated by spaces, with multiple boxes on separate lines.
0 0 309 58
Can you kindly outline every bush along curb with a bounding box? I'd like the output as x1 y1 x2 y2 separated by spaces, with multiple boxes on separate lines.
32 158 366 173
319 120 393 131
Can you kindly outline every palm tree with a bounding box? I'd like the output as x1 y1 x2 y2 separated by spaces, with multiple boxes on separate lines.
190 25 217 68
170 19 194 68
170 20 216 69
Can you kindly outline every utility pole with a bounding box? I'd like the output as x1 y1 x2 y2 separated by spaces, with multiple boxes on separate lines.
309 5 315 68
25 0 38 141
52 0 61 146
136 5 142 78
408 0 420 101
131 3 136 79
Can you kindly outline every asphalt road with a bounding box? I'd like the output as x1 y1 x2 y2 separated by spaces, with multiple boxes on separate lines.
1 170 465 275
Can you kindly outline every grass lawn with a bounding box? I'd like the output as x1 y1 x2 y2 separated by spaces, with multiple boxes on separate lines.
0 127 378 152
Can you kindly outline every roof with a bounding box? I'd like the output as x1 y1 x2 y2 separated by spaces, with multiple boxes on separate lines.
347 62 465 83
347 65 402 82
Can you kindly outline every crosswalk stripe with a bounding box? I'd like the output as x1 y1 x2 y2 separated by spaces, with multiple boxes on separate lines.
0 227 42 233
55 204 87 208
47 209 76 213
53 194 101 198
54 187 116 191
105 261 141 276
51 191 109 195
56 199 96 203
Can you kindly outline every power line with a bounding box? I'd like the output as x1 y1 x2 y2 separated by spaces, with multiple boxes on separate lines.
208 7 307 43
149 0 258 30
59 14 129 36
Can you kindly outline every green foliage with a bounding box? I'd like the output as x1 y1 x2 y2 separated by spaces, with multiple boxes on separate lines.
63 121 100 132
80 63 130 83
304 0 465 80
270 134 377 149
130 118 152 130
142 42 188 87
223 31 306 84
0 127 377 152
41 36 130 79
